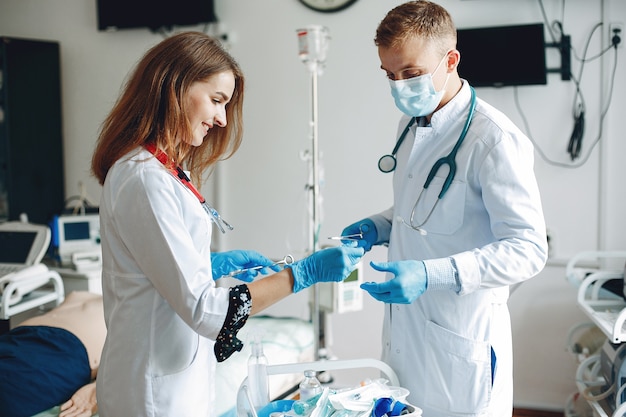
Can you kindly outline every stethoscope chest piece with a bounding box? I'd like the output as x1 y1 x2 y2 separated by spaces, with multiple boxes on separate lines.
378 154 397 173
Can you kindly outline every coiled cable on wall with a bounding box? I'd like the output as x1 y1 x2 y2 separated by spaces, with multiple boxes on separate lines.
520 4 620 168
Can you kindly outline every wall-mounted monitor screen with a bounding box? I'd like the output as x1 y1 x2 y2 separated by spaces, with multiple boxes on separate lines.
97 0 217 32
456 23 547 88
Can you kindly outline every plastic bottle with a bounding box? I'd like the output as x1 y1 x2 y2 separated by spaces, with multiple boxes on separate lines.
299 369 322 401
247 337 270 411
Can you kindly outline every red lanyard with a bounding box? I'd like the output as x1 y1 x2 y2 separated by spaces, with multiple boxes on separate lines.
144 143 206 204
143 143 233 234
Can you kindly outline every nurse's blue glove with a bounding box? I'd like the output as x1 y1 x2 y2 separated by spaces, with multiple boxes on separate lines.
211 250 280 282
340 218 378 252
360 260 427 304
288 246 365 293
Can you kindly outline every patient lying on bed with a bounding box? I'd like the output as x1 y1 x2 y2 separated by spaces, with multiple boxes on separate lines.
0 290 314 417
0 291 105 417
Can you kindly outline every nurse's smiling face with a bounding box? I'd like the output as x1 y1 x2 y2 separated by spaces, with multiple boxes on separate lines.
184 70 236 147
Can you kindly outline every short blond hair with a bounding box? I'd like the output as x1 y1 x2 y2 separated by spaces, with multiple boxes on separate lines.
375 1 457 55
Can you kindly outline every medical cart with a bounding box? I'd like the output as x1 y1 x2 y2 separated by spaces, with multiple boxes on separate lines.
236 357 423 417
566 251 626 417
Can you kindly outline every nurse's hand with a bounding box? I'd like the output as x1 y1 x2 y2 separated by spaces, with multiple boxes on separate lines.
361 260 427 304
289 246 365 293
340 218 378 251
211 250 280 282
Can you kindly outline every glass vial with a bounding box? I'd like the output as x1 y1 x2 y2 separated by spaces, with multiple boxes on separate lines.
247 340 270 410
299 369 322 401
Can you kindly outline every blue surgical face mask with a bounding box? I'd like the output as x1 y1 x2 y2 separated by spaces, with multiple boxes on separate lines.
389 53 450 117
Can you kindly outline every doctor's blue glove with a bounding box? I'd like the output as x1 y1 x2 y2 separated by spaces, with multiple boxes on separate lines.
288 246 365 293
341 218 378 252
211 250 281 282
361 260 427 304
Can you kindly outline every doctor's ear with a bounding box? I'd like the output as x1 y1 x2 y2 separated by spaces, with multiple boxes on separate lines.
446 49 461 72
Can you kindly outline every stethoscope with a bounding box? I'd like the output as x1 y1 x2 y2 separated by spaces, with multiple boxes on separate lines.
378 87 476 235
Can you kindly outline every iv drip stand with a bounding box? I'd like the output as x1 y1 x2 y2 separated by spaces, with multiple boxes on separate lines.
309 65 323 362
297 25 330 364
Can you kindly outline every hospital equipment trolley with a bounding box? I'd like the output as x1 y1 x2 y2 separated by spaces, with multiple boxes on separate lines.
0 265 64 322
236 358 414 417
567 251 626 417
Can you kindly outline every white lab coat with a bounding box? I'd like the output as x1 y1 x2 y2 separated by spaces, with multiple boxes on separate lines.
376 82 548 417
96 148 230 417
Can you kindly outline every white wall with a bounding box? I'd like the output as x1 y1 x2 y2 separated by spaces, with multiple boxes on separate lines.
0 0 624 411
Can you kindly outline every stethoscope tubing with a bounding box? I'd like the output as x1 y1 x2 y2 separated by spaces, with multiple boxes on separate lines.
380 87 476 194
425 87 476 199
385 87 477 233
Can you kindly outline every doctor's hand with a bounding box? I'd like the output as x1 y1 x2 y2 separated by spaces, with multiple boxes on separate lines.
289 246 365 293
341 218 379 251
211 250 280 282
361 260 427 304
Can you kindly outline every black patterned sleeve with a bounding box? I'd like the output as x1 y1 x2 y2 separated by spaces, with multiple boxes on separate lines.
214 284 252 362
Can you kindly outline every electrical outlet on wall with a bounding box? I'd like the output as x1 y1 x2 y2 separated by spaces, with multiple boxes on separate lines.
609 22 623 48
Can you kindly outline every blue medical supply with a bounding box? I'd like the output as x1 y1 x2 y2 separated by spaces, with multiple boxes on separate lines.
256 400 295 417
372 397 409 417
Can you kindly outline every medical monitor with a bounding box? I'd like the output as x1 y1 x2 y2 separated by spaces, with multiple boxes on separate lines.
97 0 217 32
51 214 101 266
0 221 50 266
456 23 547 88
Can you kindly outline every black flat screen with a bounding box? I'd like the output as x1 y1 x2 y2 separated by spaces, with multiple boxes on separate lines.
457 23 547 88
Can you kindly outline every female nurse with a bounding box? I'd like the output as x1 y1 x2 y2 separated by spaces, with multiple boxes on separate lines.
91 31 364 417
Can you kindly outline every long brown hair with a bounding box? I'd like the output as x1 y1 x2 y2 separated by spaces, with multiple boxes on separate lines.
91 31 245 187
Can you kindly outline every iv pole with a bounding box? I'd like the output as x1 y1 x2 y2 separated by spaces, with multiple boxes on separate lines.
296 25 330 362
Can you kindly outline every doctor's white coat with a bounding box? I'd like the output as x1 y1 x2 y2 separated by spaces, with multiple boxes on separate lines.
375 83 548 417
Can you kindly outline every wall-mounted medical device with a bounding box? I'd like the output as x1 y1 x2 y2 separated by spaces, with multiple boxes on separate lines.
314 261 363 314
50 213 101 267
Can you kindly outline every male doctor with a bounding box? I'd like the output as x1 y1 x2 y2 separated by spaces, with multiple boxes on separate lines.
341 2 548 416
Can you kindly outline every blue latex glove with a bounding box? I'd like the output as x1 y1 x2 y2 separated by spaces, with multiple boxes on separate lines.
288 246 365 293
340 218 378 251
211 250 280 282
360 260 427 304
